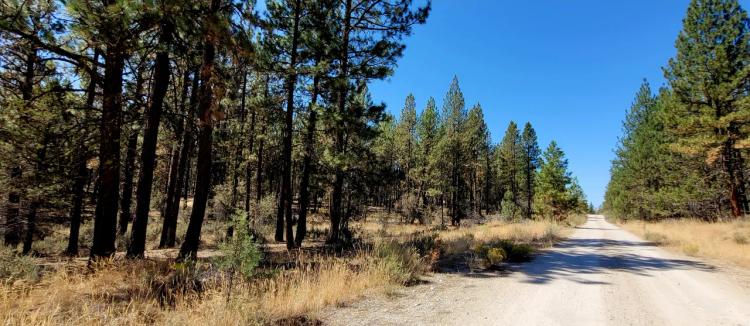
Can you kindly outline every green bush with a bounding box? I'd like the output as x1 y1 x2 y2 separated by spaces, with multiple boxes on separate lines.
374 240 424 285
405 233 438 257
486 247 507 266
0 246 40 283
471 239 534 265
507 244 534 262
215 212 262 280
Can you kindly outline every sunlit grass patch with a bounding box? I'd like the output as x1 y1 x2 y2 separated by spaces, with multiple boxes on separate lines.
620 219 750 268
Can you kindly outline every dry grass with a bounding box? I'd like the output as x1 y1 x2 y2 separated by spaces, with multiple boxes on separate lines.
620 219 750 268
438 220 567 255
0 250 413 325
1 215 574 325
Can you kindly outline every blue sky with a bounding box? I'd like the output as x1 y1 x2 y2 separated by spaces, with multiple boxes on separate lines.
368 0 749 207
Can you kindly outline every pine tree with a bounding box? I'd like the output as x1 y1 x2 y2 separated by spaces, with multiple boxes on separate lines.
519 122 540 219
127 7 177 258
463 103 490 215
325 0 430 243
497 121 521 219
178 0 226 260
437 76 467 226
416 97 440 211
665 0 750 217
536 141 572 219
395 93 418 191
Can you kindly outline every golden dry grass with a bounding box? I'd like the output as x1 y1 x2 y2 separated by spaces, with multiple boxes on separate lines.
620 219 750 268
1 217 572 325
0 252 403 325
437 220 567 255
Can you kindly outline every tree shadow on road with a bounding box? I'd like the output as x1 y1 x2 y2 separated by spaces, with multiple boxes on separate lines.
517 237 716 285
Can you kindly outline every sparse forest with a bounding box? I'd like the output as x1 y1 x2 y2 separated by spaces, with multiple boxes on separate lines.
3 0 750 324
0 0 591 324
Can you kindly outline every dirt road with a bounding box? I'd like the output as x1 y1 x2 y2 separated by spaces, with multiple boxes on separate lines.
323 215 750 325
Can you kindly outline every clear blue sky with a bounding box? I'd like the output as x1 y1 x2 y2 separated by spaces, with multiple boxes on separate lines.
369 0 749 207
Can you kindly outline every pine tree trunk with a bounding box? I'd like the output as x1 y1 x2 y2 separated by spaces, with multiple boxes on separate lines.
244 85 258 216
295 76 319 247
255 124 265 223
118 127 138 236
91 40 125 259
179 0 219 260
160 69 196 248
128 21 174 258
328 0 353 245
66 153 88 255
67 51 99 255
23 131 49 255
724 140 746 218
227 69 248 238
526 163 532 220
277 0 302 249
4 166 22 247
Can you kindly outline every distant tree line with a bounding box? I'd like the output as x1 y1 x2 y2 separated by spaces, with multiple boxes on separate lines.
380 78 589 227
605 0 750 220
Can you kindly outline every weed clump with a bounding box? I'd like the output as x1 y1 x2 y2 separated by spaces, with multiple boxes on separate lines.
733 232 748 245
0 247 40 283
644 231 669 245
374 240 425 285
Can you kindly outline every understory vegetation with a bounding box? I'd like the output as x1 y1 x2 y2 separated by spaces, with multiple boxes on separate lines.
0 213 581 325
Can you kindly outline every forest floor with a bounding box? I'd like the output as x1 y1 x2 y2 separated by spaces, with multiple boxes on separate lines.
322 215 750 326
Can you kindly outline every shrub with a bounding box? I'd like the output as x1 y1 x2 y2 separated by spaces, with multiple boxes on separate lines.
486 248 507 266
374 240 424 285
682 243 700 256
0 246 40 283
507 244 534 262
405 233 438 257
541 224 562 244
644 231 669 245
151 261 205 307
565 214 587 227
733 232 749 245
215 212 262 280
399 192 422 224
473 239 534 264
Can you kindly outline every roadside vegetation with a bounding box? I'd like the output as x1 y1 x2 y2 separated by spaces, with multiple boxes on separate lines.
617 219 750 268
0 212 584 325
